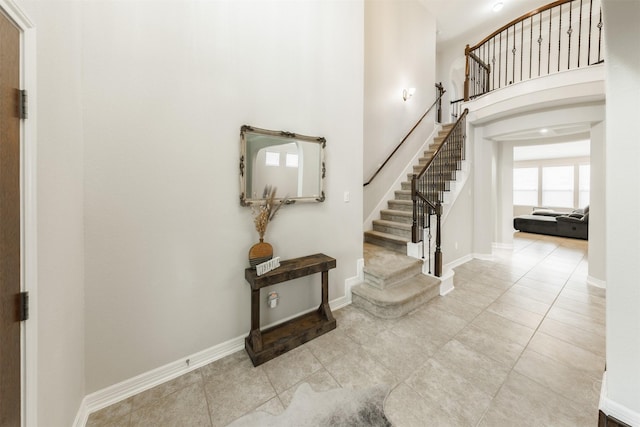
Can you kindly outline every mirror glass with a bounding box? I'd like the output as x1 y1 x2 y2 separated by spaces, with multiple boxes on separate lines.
240 125 326 206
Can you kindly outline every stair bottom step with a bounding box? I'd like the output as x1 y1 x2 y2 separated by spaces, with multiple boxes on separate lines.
351 274 440 319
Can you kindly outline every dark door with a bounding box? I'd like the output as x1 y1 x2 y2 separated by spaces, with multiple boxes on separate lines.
0 10 22 427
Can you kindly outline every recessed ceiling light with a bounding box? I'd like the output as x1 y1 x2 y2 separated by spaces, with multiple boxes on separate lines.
540 128 549 134
493 1 504 12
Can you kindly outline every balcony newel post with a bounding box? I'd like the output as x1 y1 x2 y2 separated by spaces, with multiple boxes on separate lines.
434 200 443 277
464 44 471 101
435 82 444 123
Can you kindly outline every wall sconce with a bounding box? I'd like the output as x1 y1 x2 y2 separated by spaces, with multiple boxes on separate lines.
402 87 416 101
492 1 504 12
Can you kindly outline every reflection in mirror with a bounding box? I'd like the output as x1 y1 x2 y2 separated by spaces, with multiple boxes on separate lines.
240 125 326 206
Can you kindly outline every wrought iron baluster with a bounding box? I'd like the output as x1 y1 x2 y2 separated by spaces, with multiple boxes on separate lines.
567 1 573 70
520 20 524 82
538 12 543 76
548 8 552 75
597 8 603 63
505 27 509 87
558 3 562 72
492 37 496 91
498 33 502 89
588 0 593 65
578 0 583 68
530 16 534 79
512 24 516 84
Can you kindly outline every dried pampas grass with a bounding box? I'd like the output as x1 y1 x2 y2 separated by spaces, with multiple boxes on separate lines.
252 185 286 241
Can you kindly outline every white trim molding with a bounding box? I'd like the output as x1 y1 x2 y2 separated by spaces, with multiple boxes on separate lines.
492 242 513 251
443 253 473 272
336 257 364 309
74 266 361 426
473 252 494 262
599 372 640 426
437 269 455 296
587 275 607 289
74 334 245 427
0 1 38 426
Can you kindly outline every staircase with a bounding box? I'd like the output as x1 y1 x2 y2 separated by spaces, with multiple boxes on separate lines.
353 123 458 319
363 123 455 253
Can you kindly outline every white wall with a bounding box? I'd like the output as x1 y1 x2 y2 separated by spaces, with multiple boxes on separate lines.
441 174 474 264
17 1 86 425
471 127 495 256
80 1 364 393
588 121 606 283
602 0 640 422
496 143 514 246
18 0 364 417
363 0 436 221
436 40 466 121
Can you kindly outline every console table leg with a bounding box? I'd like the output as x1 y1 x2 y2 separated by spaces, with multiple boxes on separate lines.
320 270 335 322
250 288 263 352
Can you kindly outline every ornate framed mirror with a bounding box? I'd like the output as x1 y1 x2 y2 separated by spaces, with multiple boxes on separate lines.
240 125 326 206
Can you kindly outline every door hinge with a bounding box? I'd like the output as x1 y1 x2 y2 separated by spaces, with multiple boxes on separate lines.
19 291 29 321
18 89 28 119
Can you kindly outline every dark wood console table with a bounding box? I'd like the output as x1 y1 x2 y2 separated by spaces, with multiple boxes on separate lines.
244 253 337 366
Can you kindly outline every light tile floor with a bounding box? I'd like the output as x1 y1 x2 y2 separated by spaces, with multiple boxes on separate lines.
87 232 605 426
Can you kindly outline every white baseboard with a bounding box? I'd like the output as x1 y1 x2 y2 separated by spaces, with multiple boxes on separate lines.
599 372 640 426
75 265 361 427
443 254 473 272
338 258 363 309
492 242 513 250
438 269 455 296
587 275 607 289
473 252 494 261
74 332 244 427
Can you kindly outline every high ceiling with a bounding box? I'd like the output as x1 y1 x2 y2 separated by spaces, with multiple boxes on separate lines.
420 0 550 45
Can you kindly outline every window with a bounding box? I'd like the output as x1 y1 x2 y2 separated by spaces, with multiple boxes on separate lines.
513 168 538 205
265 151 280 166
579 164 590 207
285 153 299 168
542 166 574 208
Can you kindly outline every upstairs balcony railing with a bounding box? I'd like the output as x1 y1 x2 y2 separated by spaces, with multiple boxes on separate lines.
464 0 604 101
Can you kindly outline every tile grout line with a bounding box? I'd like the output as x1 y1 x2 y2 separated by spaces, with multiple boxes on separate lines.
196 367 214 427
474 238 592 426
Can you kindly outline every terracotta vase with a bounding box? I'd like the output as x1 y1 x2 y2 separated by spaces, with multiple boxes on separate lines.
248 238 273 268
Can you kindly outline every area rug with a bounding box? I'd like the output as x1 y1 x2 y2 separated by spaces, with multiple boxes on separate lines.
228 383 392 427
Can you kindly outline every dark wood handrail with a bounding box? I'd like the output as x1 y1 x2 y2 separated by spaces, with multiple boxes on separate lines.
468 0 573 51
411 108 467 277
363 89 446 187
466 51 490 71
413 186 436 211
415 109 469 181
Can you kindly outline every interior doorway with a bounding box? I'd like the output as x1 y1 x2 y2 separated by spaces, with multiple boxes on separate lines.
0 9 23 426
